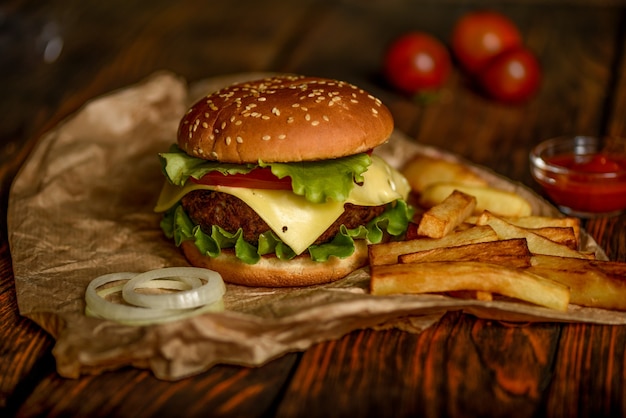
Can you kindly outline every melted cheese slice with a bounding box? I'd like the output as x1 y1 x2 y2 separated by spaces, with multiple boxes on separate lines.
155 155 409 255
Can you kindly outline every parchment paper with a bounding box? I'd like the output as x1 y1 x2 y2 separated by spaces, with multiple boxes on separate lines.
8 72 626 381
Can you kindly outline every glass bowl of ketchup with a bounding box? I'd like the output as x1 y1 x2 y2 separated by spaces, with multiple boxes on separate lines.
530 135 626 217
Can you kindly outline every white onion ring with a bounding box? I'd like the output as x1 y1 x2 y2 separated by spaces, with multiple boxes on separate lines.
86 272 188 322
85 298 225 326
122 267 225 310
85 268 225 325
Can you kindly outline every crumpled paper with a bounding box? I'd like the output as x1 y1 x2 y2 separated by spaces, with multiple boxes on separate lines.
8 72 626 381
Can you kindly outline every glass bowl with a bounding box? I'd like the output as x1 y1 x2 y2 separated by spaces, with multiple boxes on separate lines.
529 135 626 217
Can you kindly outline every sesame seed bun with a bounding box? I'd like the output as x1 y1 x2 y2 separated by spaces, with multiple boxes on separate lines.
177 75 394 163
180 240 369 287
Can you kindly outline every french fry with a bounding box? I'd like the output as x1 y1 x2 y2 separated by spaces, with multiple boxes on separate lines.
399 238 532 269
417 190 476 238
446 290 494 301
419 182 533 217
401 155 488 193
475 291 494 301
370 261 570 312
529 227 578 249
475 211 589 259
368 225 499 266
466 215 581 248
528 255 626 311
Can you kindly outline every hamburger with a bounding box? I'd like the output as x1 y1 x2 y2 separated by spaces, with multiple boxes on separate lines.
155 75 413 287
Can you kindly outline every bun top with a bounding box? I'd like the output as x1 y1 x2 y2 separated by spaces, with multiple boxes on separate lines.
177 75 394 163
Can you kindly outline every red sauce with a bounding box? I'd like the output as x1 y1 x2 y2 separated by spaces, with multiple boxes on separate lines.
534 153 626 214
548 153 626 173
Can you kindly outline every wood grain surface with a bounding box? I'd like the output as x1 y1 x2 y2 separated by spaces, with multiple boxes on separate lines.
1 0 626 417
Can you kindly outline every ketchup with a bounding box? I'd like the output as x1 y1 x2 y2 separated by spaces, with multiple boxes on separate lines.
536 153 626 214
548 153 626 173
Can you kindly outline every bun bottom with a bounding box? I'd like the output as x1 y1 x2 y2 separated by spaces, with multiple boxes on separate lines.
180 240 369 287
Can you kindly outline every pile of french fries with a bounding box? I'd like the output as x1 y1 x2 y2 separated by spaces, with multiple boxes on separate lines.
369 154 626 312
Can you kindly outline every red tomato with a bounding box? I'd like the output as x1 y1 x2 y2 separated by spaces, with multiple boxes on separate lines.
451 11 522 74
191 167 292 190
478 47 541 103
383 32 451 95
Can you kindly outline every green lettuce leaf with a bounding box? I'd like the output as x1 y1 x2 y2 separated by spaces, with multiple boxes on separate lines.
159 144 255 186
159 144 371 203
259 153 371 203
161 199 413 264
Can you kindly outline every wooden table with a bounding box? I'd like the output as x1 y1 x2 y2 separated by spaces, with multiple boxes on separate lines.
2 0 626 416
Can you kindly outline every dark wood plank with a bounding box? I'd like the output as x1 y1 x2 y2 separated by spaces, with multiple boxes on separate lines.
546 323 626 418
585 215 626 262
277 313 561 418
14 355 299 418
0 241 54 411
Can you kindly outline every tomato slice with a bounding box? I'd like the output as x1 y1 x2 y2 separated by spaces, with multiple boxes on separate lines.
190 167 292 190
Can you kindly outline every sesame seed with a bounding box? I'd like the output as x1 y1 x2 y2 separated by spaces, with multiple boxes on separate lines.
323 115 329 121
278 134 286 140
271 107 280 116
202 122 208 129
262 135 271 141
210 151 218 159
287 117 294 123
235 120 242 126
305 114 311 121
236 136 243 143
225 137 232 145
258 97 267 101
262 115 270 120
311 120 320 126
221 121 226 129
371 108 379 114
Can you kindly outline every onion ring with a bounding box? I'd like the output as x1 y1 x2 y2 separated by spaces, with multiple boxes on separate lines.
122 267 225 310
85 268 226 325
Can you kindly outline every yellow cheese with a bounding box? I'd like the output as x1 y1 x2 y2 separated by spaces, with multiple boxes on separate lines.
155 155 409 254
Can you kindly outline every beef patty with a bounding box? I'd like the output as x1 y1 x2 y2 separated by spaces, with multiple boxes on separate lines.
181 190 386 245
